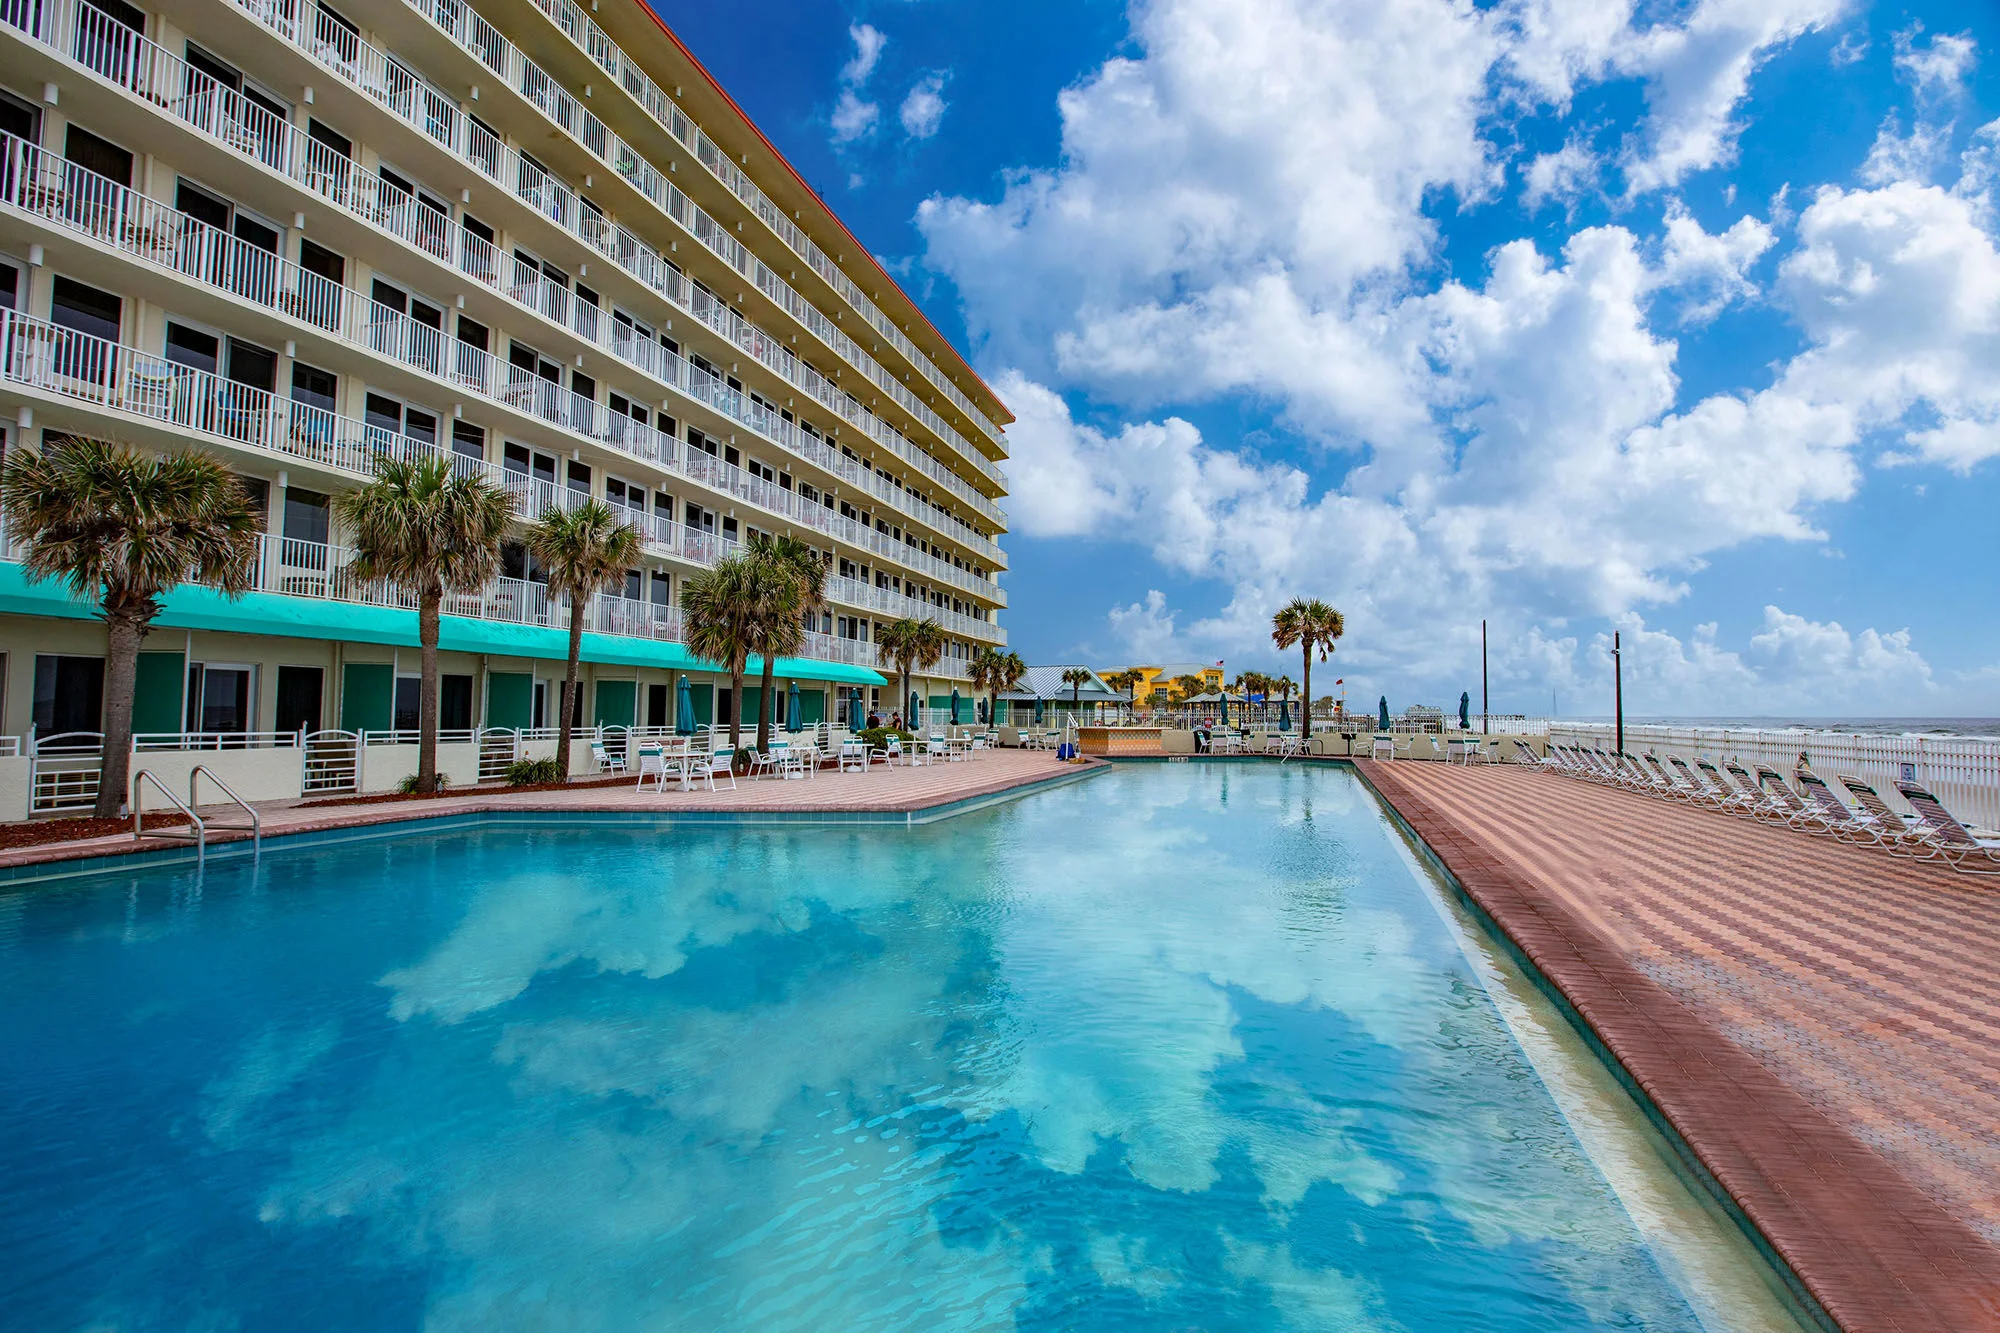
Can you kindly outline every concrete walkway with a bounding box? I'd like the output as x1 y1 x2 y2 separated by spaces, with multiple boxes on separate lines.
0 750 1092 874
1359 759 2000 1332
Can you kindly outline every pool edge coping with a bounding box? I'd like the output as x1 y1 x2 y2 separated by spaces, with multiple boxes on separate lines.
0 760 1111 887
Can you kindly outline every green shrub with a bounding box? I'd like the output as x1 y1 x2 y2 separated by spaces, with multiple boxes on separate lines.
504 757 564 786
397 773 451 795
858 727 913 750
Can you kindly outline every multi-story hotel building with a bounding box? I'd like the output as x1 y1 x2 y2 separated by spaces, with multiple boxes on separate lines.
0 0 1011 797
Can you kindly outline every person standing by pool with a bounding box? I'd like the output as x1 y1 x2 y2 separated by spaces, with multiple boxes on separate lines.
868 707 882 730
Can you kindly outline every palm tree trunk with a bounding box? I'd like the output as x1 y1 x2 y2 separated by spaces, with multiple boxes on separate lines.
728 667 744 753
557 591 584 780
96 612 145 819
418 588 440 793
900 665 912 730
1301 646 1311 740
756 657 776 752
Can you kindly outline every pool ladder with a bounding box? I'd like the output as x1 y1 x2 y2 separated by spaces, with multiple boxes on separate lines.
131 766 263 869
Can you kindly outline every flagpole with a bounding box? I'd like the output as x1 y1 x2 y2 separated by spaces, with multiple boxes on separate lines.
1481 618 1489 736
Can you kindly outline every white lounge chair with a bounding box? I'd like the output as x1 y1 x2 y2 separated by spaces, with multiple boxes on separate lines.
1895 780 2000 874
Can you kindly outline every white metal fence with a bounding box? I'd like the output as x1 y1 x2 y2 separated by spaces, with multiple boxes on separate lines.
1550 723 2000 831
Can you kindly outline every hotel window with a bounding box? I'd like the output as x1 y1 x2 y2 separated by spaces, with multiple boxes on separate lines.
185 663 254 736
283 487 329 546
298 238 345 287
452 421 486 462
0 86 41 146
33 655 104 734
621 569 642 601
653 491 673 521
608 391 648 428
365 393 437 448
503 441 557 488
566 459 591 494
0 255 20 312
650 571 671 606
604 476 645 516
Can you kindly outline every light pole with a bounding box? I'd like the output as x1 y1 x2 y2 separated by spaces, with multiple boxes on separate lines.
1481 618 1489 736
1612 629 1624 757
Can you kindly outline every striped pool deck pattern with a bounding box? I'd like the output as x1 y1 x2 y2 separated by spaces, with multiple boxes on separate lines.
1358 759 2000 1332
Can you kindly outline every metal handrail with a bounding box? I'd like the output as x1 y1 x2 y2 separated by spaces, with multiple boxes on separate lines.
189 765 262 855
132 770 206 868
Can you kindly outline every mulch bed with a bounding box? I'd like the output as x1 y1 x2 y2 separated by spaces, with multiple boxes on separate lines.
0 812 190 850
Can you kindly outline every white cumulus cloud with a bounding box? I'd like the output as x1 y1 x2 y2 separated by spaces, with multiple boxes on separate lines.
899 72 948 140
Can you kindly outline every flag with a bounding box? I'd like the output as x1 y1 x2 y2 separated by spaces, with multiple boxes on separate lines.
1334 679 1343 685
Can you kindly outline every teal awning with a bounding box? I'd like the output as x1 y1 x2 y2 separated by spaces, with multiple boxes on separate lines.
0 566 885 687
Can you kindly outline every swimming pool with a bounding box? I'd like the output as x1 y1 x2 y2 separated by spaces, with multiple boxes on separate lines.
0 763 1813 1330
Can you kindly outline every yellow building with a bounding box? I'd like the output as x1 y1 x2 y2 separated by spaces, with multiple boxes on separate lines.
0 0 1009 806
1104 662 1226 708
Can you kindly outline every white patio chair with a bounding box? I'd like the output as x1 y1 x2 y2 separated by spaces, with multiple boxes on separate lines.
634 750 668 793
592 740 626 775
701 746 737 791
1371 734 1395 761
923 734 949 765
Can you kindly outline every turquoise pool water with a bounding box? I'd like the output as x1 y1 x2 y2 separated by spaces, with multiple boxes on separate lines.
0 764 1811 1330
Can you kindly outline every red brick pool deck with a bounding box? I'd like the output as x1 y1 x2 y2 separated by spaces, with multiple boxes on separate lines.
1356 758 2000 1333
0 750 1096 872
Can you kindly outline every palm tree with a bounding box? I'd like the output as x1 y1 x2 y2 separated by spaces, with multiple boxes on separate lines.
1060 666 1092 720
1 437 261 818
970 646 1025 724
528 500 639 780
873 617 946 730
335 454 514 793
680 553 773 754
1271 598 1345 735
745 535 828 752
1103 668 1144 700
1170 672 1209 706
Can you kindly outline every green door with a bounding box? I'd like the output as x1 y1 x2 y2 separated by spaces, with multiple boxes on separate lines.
690 682 713 726
340 663 393 732
486 672 532 729
799 688 825 726
593 679 636 727
132 651 185 734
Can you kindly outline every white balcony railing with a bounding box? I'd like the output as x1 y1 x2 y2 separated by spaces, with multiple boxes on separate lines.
0 278 997 605
194 0 1009 505
0 312 1001 642
0 130 1007 586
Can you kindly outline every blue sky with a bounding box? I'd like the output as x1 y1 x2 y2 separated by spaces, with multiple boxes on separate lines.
651 0 2000 717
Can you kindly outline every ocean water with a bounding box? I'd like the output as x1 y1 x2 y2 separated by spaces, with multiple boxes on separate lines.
0 765 1812 1330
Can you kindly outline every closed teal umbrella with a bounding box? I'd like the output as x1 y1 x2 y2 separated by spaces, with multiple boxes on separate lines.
1034 696 1045 726
909 690 921 729
786 679 802 733
675 676 696 735
847 689 864 732
1219 691 1229 726
1458 691 1470 730
1279 698 1291 732
949 687 961 725
1378 696 1390 730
